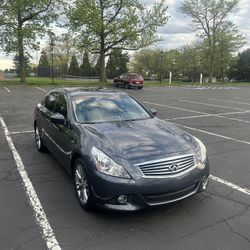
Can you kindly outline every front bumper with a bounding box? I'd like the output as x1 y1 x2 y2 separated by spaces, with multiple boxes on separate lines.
88 159 210 211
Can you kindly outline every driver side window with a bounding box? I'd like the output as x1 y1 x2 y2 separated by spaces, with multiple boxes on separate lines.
54 94 68 118
44 92 59 112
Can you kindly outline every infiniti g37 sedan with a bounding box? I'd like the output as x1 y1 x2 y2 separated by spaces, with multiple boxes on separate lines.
34 88 209 211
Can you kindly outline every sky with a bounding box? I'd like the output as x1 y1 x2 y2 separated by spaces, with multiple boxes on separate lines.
0 0 250 70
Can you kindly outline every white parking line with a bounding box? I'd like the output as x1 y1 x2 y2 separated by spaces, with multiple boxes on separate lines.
209 98 250 106
9 130 34 135
35 86 47 92
0 117 61 250
173 122 250 146
235 97 250 101
167 110 250 121
209 175 250 196
179 99 246 111
4 87 11 93
143 101 206 115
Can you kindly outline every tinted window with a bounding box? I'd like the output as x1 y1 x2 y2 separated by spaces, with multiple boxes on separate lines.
121 74 128 80
55 94 67 118
72 94 151 123
131 74 143 80
44 92 59 112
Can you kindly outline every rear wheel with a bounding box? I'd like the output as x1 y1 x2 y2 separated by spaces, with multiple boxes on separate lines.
124 83 129 89
35 123 46 152
138 86 143 89
73 159 94 211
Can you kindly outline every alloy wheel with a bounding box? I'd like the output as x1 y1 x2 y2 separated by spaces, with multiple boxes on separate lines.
74 164 90 205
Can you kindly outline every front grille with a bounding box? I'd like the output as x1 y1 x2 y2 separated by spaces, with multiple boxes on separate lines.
135 154 195 177
143 182 198 205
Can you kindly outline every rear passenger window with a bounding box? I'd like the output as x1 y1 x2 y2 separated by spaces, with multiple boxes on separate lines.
44 92 59 112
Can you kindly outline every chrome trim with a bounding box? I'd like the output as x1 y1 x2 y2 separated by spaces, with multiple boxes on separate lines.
42 129 71 155
145 185 199 206
134 154 194 166
135 154 196 178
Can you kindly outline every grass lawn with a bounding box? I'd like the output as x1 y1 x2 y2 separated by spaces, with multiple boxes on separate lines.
1 77 250 87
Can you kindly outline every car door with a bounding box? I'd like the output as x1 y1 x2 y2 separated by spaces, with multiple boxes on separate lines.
49 93 76 169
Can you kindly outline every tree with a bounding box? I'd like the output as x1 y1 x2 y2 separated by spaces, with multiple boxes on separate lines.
43 34 78 77
180 0 240 83
80 51 92 76
38 50 50 77
131 49 163 77
68 55 80 76
180 42 203 82
0 0 58 83
67 0 169 82
14 54 30 77
106 49 129 79
235 49 250 81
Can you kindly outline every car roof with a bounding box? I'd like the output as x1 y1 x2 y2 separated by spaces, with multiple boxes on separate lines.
51 87 128 97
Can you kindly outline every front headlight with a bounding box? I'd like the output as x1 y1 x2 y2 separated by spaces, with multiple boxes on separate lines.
193 136 207 168
91 147 131 179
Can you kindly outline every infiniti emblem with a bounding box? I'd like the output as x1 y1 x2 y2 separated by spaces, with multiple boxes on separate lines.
169 164 179 171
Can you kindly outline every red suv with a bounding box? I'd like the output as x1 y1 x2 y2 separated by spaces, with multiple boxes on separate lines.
114 73 144 89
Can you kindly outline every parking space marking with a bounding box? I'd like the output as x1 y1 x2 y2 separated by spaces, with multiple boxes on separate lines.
209 98 250 106
9 130 34 135
173 122 250 145
210 175 250 196
167 110 250 121
143 101 206 114
4 87 11 93
0 116 61 250
179 99 247 111
235 97 250 101
35 86 47 92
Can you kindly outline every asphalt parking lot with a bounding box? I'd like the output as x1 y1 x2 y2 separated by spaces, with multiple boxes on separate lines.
0 85 250 250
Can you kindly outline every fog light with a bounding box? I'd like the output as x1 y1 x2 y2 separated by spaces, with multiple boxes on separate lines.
117 195 127 204
201 176 209 191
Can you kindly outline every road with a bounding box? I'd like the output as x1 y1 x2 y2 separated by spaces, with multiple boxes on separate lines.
0 85 249 250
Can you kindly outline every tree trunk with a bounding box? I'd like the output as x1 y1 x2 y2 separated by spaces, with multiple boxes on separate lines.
99 50 106 82
17 14 26 83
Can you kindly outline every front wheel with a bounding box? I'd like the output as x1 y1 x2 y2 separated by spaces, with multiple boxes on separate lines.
35 123 46 152
113 81 118 87
73 159 94 211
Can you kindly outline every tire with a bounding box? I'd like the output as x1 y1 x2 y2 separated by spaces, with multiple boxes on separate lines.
73 159 94 211
113 81 118 87
138 87 143 89
35 123 46 152
124 83 129 89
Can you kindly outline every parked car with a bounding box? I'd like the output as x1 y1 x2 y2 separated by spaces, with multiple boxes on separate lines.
114 73 144 89
34 88 209 211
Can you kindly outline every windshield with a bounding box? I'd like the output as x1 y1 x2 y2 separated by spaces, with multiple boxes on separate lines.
72 94 151 123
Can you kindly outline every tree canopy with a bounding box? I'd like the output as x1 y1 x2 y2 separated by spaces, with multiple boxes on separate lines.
0 0 59 82
68 55 80 76
106 49 129 79
67 0 169 82
180 0 243 82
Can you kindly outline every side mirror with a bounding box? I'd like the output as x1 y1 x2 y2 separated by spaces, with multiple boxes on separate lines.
50 113 65 125
149 108 157 116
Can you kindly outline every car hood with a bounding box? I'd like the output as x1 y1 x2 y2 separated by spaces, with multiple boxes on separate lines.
82 118 196 161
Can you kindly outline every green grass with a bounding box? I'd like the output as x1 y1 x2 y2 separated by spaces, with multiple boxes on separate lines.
0 77 110 86
1 77 250 87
